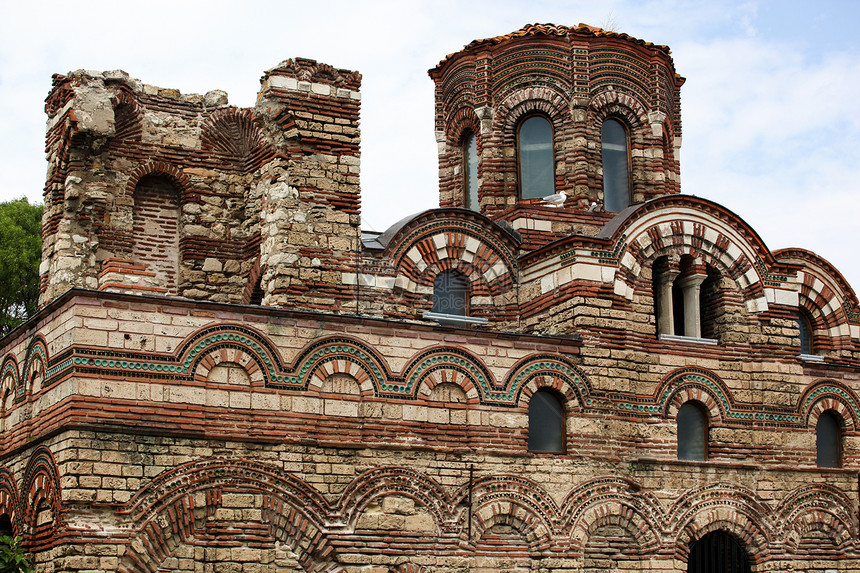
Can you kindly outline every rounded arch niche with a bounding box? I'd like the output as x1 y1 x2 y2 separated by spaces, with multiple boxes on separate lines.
687 530 752 573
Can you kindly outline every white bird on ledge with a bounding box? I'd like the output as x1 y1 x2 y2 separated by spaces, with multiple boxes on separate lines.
540 190 567 207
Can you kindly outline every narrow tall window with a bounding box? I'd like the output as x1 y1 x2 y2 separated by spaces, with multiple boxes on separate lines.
816 410 841 468
602 118 630 212
798 310 814 355
518 116 554 200
463 131 479 210
677 401 708 461
672 282 685 336
528 389 564 452
432 270 468 316
0 514 11 537
249 275 264 306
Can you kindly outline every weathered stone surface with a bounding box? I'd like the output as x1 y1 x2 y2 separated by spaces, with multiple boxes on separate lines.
19 22 860 573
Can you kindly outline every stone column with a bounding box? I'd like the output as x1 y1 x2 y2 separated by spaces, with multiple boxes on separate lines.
676 272 707 338
657 266 680 336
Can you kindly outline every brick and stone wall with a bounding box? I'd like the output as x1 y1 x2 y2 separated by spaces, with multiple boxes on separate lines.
40 59 361 313
11 22 860 572
0 292 858 570
429 24 684 227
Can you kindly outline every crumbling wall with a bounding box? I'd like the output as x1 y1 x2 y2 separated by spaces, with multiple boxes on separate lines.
40 60 362 312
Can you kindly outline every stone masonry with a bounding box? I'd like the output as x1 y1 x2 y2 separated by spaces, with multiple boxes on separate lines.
0 22 857 572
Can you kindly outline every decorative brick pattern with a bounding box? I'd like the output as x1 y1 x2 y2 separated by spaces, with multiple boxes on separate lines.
10 21 860 573
430 23 684 226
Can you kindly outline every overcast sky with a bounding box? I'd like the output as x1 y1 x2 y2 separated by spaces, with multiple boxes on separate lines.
1 0 858 291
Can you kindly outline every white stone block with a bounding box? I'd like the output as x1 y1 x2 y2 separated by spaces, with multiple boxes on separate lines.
620 251 636 271
703 227 719 246
310 82 330 95
774 288 798 306
540 274 555 294
726 243 743 264
267 76 298 91
406 247 422 264
573 262 602 282
556 265 572 286
601 266 617 283
812 278 825 296
658 222 673 239
394 274 411 291
464 236 480 254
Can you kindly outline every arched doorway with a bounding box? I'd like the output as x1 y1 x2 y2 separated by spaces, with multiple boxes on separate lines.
688 531 751 573
0 513 12 536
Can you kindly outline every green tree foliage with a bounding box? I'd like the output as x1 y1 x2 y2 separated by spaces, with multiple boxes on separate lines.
0 200 42 336
0 536 35 573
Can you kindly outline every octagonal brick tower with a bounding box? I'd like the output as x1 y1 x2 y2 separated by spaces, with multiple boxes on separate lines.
429 23 685 245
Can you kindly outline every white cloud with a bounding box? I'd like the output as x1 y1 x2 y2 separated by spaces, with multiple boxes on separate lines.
674 30 860 290
1 0 858 290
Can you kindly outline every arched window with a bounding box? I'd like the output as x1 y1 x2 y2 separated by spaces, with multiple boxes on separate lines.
798 310 814 355
677 401 708 461
654 256 720 341
518 116 554 200
463 131 479 210
432 270 468 316
528 389 564 452
688 530 752 573
816 410 841 468
602 118 630 212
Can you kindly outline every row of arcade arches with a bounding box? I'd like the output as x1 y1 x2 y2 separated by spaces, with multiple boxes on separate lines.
0 445 849 571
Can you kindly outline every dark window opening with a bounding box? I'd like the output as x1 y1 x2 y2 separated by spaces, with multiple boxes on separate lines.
249 275 264 306
463 131 479 210
672 283 685 336
816 410 841 468
0 514 12 537
798 310 814 355
677 401 708 461
699 268 721 340
528 389 564 452
432 271 468 316
602 118 630 212
518 116 554 200
688 530 752 573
